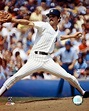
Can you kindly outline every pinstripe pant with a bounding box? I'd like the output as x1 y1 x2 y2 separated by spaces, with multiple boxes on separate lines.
3 53 84 95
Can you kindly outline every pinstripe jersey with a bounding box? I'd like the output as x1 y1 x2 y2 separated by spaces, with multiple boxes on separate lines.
31 21 60 53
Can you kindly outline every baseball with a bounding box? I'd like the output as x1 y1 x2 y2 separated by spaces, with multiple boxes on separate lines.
73 95 83 105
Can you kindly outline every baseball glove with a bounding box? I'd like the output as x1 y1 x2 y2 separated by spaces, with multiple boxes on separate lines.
0 11 12 23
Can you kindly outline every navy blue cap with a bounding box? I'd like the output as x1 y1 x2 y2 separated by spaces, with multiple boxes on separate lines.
46 9 60 18
65 40 72 46
41 0 46 2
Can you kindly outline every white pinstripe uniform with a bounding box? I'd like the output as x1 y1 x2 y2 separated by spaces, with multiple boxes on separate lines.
0 21 85 96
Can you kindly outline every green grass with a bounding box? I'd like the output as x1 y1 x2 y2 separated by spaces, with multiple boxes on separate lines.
0 97 8 103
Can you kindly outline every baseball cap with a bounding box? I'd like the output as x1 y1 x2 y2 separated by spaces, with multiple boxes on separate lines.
46 9 60 18
65 40 72 46
41 0 46 2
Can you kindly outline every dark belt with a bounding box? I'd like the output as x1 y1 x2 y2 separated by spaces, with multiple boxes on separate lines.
63 62 72 65
34 51 48 55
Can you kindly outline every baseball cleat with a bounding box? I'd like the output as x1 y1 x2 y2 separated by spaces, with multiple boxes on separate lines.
83 91 89 98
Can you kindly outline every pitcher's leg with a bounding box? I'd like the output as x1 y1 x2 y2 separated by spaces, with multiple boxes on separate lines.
0 59 42 96
43 59 85 95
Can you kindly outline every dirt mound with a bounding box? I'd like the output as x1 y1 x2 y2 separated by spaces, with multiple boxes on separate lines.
0 97 89 111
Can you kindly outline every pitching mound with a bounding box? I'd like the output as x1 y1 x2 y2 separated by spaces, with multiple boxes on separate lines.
0 97 89 111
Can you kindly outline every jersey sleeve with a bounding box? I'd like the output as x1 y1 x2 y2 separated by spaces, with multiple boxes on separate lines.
33 21 46 30
72 49 78 60
53 48 62 57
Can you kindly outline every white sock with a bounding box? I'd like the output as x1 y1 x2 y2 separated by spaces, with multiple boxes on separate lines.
0 85 7 96
83 91 86 95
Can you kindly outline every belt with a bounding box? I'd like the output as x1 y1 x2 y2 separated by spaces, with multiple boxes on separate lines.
63 62 72 65
34 51 48 55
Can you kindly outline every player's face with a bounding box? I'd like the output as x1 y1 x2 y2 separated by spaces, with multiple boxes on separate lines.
49 15 60 26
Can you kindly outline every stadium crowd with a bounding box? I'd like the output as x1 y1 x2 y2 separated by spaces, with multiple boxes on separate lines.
0 0 89 80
